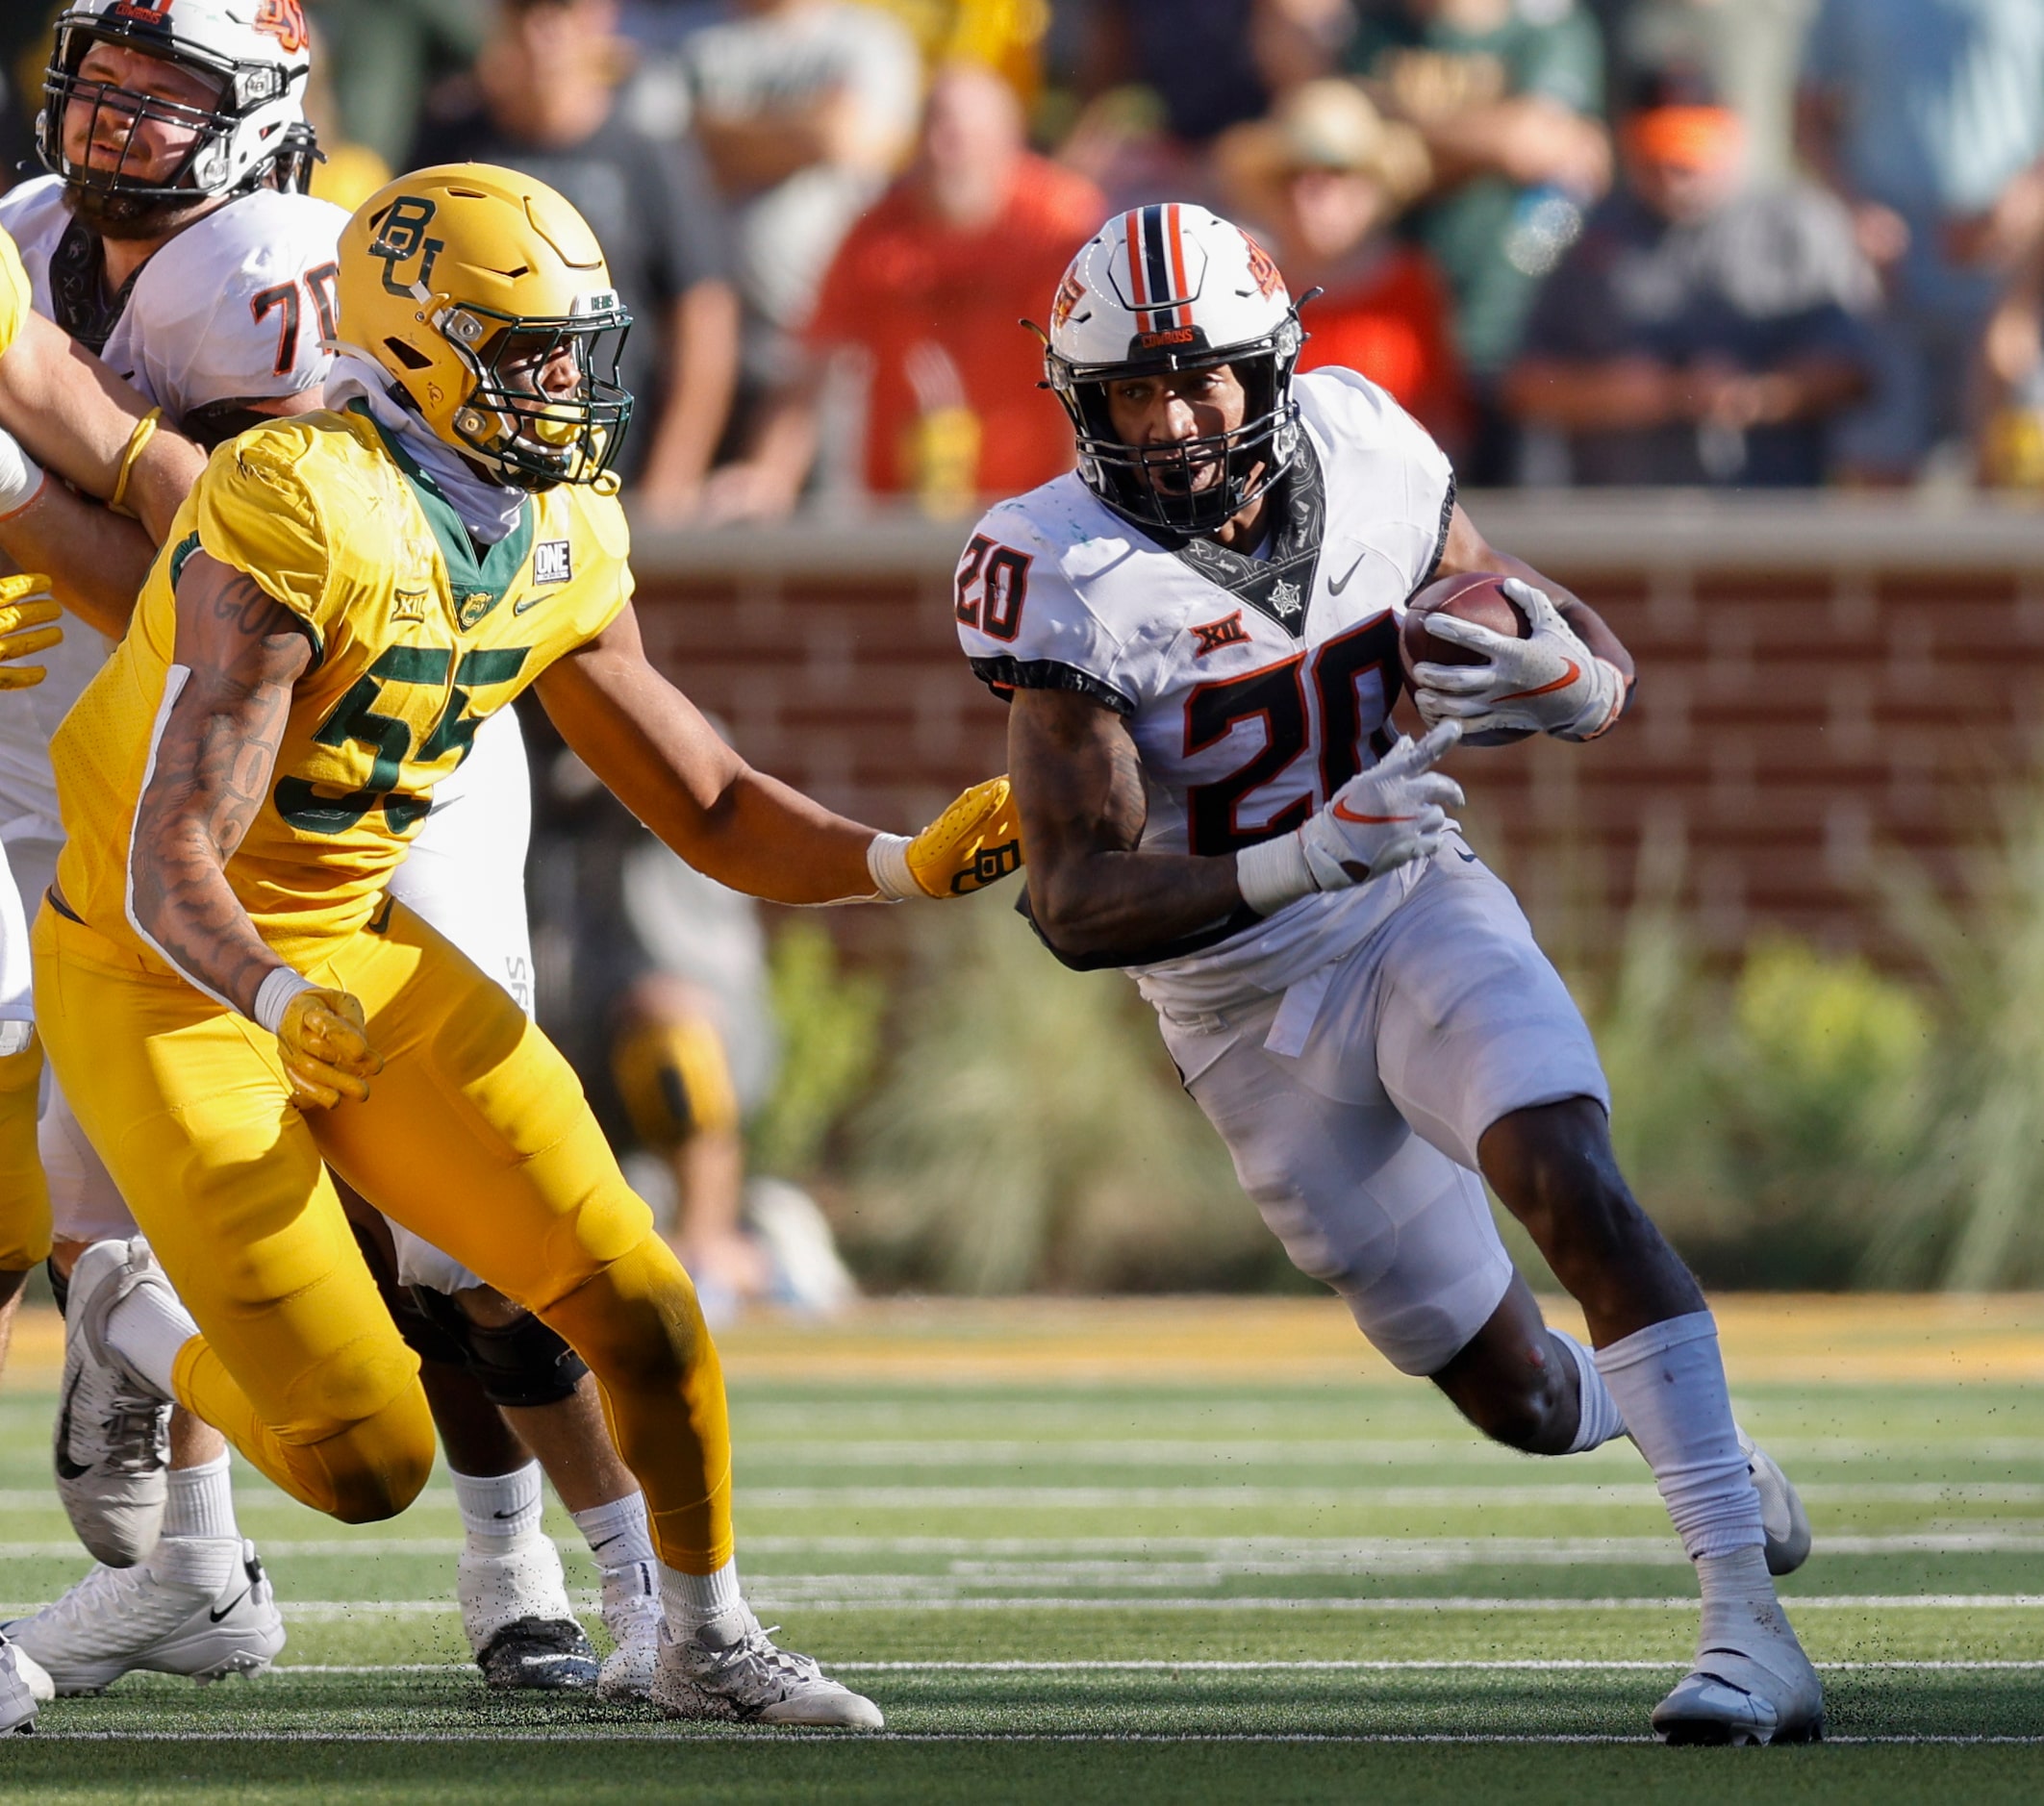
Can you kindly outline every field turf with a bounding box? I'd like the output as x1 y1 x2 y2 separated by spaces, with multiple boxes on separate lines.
1 1294 2041 1803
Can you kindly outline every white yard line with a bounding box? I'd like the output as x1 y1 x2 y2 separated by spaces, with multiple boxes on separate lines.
266 1658 2044 1675
22 1731 2044 1746
7 1593 2033 1618
735 1483 2044 1508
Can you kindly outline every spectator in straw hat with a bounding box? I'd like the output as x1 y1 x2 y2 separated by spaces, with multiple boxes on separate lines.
1218 77 1470 452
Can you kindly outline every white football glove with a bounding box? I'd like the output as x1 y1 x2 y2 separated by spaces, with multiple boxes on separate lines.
1411 577 1628 741
1236 722 1464 916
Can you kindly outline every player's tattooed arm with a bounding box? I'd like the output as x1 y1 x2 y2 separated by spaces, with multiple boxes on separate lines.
535 604 886 903
1435 500 1634 684
1008 688 1243 959
129 551 314 1016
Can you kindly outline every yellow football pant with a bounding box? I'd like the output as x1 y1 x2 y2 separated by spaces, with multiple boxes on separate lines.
32 898 733 1569
0 1028 49 1270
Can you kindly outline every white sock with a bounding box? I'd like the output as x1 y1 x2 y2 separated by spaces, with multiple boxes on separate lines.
148 1530 239 1594
571 1491 654 1574
1594 1311 1765 1563
162 1451 238 1542
661 1557 743 1633
451 1460 544 1552
100 1269 199 1398
1551 1329 1627 1454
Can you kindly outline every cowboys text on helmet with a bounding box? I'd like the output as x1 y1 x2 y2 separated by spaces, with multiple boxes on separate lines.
1045 203 1304 537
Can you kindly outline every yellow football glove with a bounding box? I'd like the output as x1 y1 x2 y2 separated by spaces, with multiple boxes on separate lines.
277 987 383 1109
869 774 1023 899
0 574 62 691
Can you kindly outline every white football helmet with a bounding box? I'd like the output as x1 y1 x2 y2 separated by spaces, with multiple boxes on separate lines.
38 0 314 221
1044 203 1304 536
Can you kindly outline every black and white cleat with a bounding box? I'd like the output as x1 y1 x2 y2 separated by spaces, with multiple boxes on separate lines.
476 1616 600 1692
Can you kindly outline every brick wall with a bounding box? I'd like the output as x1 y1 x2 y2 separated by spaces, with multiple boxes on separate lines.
629 495 2044 962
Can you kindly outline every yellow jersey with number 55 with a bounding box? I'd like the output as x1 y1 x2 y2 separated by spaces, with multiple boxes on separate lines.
0 226 28 357
52 405 631 965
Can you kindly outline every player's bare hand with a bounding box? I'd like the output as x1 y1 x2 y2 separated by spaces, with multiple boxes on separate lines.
1414 579 1626 740
0 574 63 691
277 988 384 1109
871 774 1024 899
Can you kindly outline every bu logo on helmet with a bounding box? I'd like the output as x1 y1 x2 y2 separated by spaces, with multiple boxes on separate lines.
254 0 310 53
371 196 444 296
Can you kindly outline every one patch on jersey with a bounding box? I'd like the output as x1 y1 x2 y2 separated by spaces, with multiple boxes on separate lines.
1190 612 1249 656
533 539 573 586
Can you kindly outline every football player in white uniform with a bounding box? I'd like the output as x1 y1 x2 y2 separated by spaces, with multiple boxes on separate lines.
0 0 665 1702
957 204 1823 1747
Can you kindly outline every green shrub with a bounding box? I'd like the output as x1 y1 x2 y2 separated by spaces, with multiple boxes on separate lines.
840 900 1281 1293
746 920 887 1179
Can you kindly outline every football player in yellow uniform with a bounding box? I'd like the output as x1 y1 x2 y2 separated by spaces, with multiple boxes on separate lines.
36 164 1016 1729
0 218 205 1733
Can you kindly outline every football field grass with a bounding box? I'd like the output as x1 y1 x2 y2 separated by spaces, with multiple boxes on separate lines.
2 1294 2042 1803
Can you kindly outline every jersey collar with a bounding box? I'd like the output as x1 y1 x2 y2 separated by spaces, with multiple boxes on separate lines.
357 405 536 632
1170 438 1325 639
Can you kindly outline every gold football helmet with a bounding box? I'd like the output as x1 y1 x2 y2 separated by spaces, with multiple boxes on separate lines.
332 163 632 491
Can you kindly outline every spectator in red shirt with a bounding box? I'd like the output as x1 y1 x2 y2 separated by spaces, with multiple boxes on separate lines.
703 60 1104 517
1217 79 1472 454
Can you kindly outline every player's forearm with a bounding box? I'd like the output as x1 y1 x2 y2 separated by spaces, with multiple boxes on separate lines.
0 481 155 637
539 612 885 902
1026 848 1243 960
130 813 290 1016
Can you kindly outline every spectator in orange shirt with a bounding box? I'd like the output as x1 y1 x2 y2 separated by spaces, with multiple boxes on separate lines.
703 61 1105 518
1218 79 1471 455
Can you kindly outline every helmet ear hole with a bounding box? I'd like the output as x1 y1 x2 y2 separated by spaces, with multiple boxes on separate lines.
383 337 434 372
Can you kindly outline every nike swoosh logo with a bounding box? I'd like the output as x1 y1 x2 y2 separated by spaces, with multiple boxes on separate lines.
1330 801 1414 824
53 1372 90 1483
1455 848 1478 864
209 1590 250 1624
590 1533 623 1551
492 1508 526 1519
512 592 548 615
1499 660 1580 702
1326 554 1366 595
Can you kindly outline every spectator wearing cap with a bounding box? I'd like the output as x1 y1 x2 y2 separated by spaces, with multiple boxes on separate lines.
673 0 921 429
703 61 1104 520
1346 0 1611 481
1218 77 1470 454
1797 0 2044 483
1504 72 1874 487
411 0 740 519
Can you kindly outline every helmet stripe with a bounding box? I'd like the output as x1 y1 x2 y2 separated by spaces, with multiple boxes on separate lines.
1165 203 1190 313
1139 203 1173 328
1122 209 1148 311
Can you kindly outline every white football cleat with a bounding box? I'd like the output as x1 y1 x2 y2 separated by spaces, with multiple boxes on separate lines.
651 1605 883 1728
54 1239 175 1567
1738 1426 1814 1577
458 1535 596 1691
6 1538 284 1695
1653 1595 1825 1746
596 1559 663 1700
0 1635 53 1733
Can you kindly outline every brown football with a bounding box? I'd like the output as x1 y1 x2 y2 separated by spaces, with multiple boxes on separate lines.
1400 571 1534 747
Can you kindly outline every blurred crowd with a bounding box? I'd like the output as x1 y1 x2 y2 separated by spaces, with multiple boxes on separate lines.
8 0 2044 505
